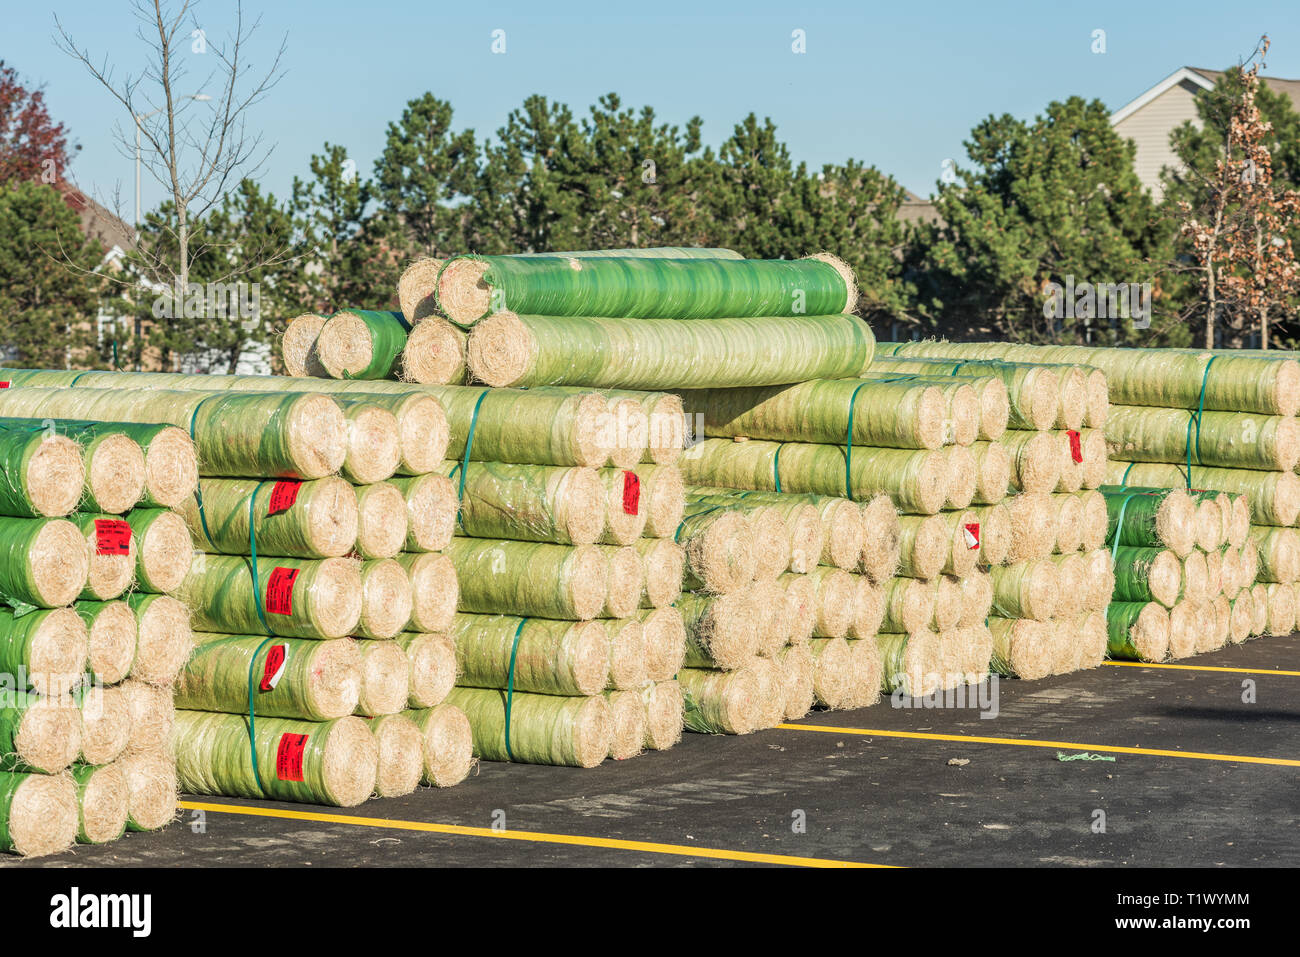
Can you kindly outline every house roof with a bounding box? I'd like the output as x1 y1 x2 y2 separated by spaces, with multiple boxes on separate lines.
1189 67 1300 109
58 183 136 258
1111 65 1300 124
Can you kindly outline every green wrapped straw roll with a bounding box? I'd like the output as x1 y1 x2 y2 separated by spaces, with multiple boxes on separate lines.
598 546 643 618
407 703 475 787
858 493 902 581
850 574 886 639
775 645 815 720
369 712 423 798
0 695 81 773
315 309 411 380
397 552 458 633
509 246 744 260
748 578 791 655
0 429 84 518
1107 461 1300 526
808 566 856 639
675 504 756 594
119 749 178 831
450 614 609 697
173 711 377 806
941 444 978 509
1104 405 1300 471
178 554 361 639
0 421 146 514
125 593 193 685
990 559 1058 620
685 489 822 573
1050 493 1084 553
625 465 689 541
968 502 1011 566
596 467 646 544
876 631 941 696
452 461 604 545
856 372 982 446
678 666 760 735
469 311 876 389
434 387 615 468
356 559 413 640
1112 547 1182 607
989 616 1052 680
0 771 77 857
396 632 457 709
1249 526 1300 582
281 312 329 377
176 634 362 720
679 591 759 670
883 577 930 633
871 357 1060 431
1102 486 1196 556
602 617 648 690
807 635 852 708
0 608 86 696
334 399 402 485
641 680 685 749
680 378 948 451
342 392 449 476
125 508 191 594
635 538 685 608
1106 602 1170 662
1005 492 1055 563
353 482 408 559
181 476 358 559
0 517 89 608
960 569 995 627
999 430 1061 494
604 689 647 760
969 441 1012 505
897 514 947 580
443 538 606 620
76 600 136 684
77 684 130 764
438 253 856 325
0 387 348 479
638 605 686 680
939 510 981 577
1264 583 1296 636
445 686 611 767
70 763 128 845
119 680 173 755
398 258 447 323
400 316 468 384
71 514 135 601
387 474 456 552
354 640 410 717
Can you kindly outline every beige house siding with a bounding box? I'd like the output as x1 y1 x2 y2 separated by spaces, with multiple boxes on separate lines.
1112 79 1205 199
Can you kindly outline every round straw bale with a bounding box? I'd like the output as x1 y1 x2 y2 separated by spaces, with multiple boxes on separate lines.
808 636 854 709
812 497 864 570
1083 368 1109 428
1228 594 1254 644
1005 492 1054 563
1123 547 1182 608
354 482 409 559
1166 601 1198 659
599 467 652 545
989 616 1051 680
355 640 411 717
1219 546 1242 599
809 567 856 638
437 258 493 327
121 679 174 754
1247 585 1268 637
605 618 649 690
315 311 395 380
1055 367 1088 431
942 444 977 510
395 632 456 709
1202 595 1230 651
341 404 402 486
779 572 817 645
399 552 458 633
932 575 963 630
990 559 1058 621
973 377 1011 441
641 680 684 750
281 312 329 377
1075 489 1109 552
1203 547 1223 597
858 493 901 582
1180 550 1208 603
82 433 144 515
846 636 884 708
776 645 815 720
745 656 785 730
73 763 128 844
604 398 649 470
356 559 414 640
636 464 685 539
850 575 886 640
1078 610 1108 669
76 517 135 602
141 426 199 509
392 473 456 552
1003 431 1061 493
7 696 79 773
79 600 136 684
681 590 759 670
1265 582 1296 636
805 251 860 314
397 257 446 323
946 382 980 446
410 703 475 787
748 579 791 656
1194 498 1224 551
14 608 87 697
1250 526 1300 582
959 569 994 627
76 685 130 766
898 513 947 580
604 689 647 759
601 546 644 619
1055 431 1085 494
971 503 1012 567
745 506 792 581
369 713 424 798
130 594 193 686
971 441 1012 505
640 605 686 681
1049 552 1089 617
403 315 468 384
1081 548 1116 612
1227 495 1251 549
23 518 90 608
1236 541 1258 588
636 538 685 609
1211 492 1236 545
1079 429 1106 488
1112 602 1170 664
884 576 931 634
119 749 177 831
680 508 756 593
943 510 980 577
132 509 191 594
678 667 759 735
877 631 941 696
1052 494 1084 554
4 772 77 857
960 622 995 682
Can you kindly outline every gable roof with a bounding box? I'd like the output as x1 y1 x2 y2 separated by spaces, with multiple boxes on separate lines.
1111 65 1300 125
1188 67 1300 110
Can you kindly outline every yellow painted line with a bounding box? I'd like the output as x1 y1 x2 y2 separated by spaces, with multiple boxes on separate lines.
1103 660 1300 677
178 800 887 868
776 725 1300 768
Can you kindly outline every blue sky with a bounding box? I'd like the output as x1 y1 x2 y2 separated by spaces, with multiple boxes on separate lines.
7 0 1299 217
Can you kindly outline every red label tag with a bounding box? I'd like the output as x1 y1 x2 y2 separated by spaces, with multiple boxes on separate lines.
0 382 10 389
267 480 302 516
276 733 308 782
622 470 640 515
1067 430 1083 463
265 567 299 615
260 644 287 691
963 522 981 550
93 519 132 555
